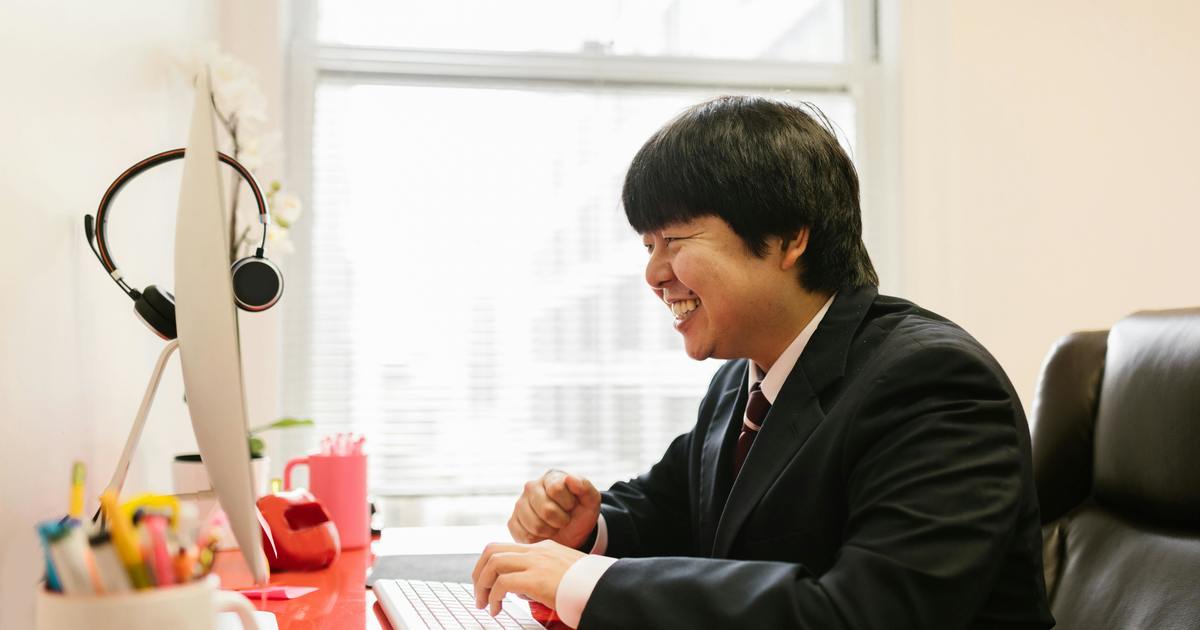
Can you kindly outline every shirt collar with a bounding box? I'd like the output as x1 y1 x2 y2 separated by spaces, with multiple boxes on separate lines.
749 295 836 405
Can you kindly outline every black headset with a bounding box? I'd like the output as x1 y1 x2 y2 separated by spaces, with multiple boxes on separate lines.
84 148 284 340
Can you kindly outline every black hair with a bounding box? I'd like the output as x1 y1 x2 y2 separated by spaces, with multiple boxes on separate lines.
622 95 878 293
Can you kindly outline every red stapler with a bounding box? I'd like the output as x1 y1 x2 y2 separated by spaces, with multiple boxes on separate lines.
257 489 341 571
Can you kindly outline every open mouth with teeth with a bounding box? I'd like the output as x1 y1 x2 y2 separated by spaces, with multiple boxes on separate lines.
670 298 702 322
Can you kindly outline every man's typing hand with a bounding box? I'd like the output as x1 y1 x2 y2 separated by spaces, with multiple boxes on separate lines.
508 470 600 549
472 540 586 619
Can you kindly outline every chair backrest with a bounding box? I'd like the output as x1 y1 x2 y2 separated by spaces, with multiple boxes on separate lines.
1030 308 1200 630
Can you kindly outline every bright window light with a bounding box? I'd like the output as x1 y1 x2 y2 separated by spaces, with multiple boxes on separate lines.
288 0 864 525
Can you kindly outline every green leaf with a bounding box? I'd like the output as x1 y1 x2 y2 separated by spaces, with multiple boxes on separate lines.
248 436 265 458
248 417 315 434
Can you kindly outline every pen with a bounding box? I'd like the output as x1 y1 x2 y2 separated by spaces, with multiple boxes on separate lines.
69 461 86 520
89 531 132 593
100 491 152 589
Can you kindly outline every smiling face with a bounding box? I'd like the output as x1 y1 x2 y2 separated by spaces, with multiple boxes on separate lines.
642 215 821 368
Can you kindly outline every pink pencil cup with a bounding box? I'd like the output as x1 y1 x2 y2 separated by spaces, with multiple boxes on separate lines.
283 453 369 549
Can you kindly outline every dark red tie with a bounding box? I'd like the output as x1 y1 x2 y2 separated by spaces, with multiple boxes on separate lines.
732 381 771 478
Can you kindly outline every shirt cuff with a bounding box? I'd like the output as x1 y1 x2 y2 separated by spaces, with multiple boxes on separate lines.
590 514 608 555
555 554 618 629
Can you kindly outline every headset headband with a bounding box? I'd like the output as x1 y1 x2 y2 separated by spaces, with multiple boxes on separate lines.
89 148 270 281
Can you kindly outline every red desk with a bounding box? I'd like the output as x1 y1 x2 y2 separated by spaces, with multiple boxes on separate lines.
213 546 391 629
212 527 511 629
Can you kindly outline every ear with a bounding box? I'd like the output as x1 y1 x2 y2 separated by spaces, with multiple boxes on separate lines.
779 228 810 271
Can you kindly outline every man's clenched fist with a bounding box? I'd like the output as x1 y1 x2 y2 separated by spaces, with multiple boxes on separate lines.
508 470 601 549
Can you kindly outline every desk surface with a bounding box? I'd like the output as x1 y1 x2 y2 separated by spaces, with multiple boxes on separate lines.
214 545 388 629
213 526 510 630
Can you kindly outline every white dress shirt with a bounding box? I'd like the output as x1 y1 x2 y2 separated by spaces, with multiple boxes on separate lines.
552 296 835 628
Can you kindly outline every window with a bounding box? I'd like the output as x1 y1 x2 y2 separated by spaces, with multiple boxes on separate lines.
285 0 886 526
317 0 844 63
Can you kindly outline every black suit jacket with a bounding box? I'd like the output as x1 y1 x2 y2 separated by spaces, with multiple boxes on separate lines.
582 287 1055 629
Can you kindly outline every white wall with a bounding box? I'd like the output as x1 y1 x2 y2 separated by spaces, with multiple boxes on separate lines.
898 0 1200 407
0 4 223 628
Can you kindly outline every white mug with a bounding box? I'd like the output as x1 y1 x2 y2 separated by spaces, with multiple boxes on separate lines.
36 576 256 630
173 454 271 550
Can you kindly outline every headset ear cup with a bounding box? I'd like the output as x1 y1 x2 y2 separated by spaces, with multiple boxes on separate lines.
135 285 177 340
230 256 283 312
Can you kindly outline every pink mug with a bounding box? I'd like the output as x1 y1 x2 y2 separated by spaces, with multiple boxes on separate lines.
283 453 369 549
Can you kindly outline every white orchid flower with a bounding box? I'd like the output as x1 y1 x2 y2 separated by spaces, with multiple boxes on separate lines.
272 193 303 227
266 224 295 255
174 42 302 260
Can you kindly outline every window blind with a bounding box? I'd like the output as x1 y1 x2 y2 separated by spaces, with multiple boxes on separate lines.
287 83 853 501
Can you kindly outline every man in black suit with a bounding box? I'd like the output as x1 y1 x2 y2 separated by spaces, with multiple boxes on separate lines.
472 96 1055 629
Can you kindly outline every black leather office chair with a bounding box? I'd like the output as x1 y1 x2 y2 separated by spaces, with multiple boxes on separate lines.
1029 308 1200 630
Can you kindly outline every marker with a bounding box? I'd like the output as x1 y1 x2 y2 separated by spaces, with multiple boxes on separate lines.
35 520 65 592
121 493 181 530
197 535 219 578
69 462 86 519
47 524 94 595
89 531 132 593
100 491 152 589
79 526 106 594
174 547 197 583
143 514 176 587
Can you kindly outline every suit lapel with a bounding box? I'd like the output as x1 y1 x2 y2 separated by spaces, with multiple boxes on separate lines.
710 286 878 558
698 368 748 554
711 367 823 557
